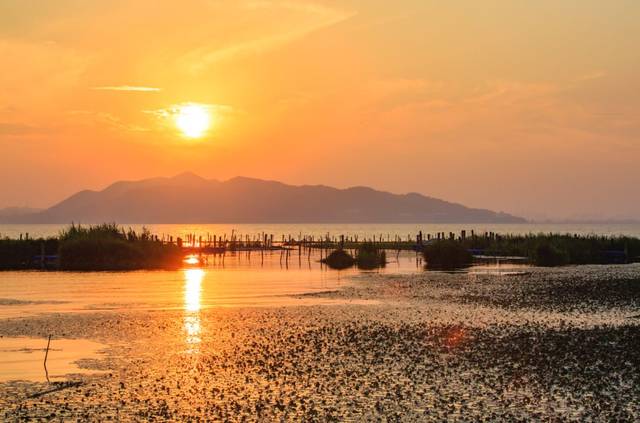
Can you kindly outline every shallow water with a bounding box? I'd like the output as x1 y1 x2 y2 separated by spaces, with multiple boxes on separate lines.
1 243 638 420
0 252 378 318
0 264 638 420
0 337 106 382
0 251 530 319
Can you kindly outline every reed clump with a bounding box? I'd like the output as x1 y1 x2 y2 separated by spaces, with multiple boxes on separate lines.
321 249 355 270
461 233 639 266
323 243 387 270
58 223 183 270
0 238 58 270
422 240 473 270
355 243 387 269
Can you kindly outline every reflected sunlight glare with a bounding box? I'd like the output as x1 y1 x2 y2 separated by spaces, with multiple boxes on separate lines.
184 255 200 266
183 269 204 351
184 269 203 312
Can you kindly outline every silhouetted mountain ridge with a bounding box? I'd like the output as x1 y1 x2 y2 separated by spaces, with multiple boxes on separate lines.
1 174 526 223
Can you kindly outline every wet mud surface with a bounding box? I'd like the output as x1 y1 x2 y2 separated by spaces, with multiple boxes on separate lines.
1 265 639 421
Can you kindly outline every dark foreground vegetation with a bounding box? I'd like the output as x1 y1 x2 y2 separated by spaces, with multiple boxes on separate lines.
0 238 59 270
0 224 183 271
321 249 355 270
423 233 640 268
322 243 387 270
1 227 639 271
422 240 473 270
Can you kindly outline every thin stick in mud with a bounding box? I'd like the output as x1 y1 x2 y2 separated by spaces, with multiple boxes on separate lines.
44 334 52 384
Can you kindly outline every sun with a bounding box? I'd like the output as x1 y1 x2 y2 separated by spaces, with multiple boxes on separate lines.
175 104 210 138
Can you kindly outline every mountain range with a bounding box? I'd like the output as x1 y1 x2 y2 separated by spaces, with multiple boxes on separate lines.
0 173 525 223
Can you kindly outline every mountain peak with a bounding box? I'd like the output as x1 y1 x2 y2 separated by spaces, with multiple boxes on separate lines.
0 176 526 223
172 171 207 182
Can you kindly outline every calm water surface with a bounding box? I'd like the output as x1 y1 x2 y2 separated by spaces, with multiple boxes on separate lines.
0 251 435 319
0 223 635 385
2 223 640 239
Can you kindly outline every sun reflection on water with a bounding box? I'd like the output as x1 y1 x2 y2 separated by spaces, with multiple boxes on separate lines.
183 269 204 352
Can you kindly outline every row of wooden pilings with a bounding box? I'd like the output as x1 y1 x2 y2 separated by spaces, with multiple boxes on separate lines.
164 229 507 251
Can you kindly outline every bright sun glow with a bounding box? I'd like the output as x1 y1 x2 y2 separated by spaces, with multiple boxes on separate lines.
175 104 210 138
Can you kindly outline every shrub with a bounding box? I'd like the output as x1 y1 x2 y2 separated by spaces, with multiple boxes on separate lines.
355 243 387 269
532 242 568 267
423 240 473 270
322 249 355 270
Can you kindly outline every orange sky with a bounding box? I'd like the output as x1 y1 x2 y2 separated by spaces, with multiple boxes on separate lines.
1 0 639 220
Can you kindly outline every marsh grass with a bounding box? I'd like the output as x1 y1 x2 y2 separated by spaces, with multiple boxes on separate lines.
0 238 58 270
422 240 473 270
0 223 183 271
323 243 387 270
355 243 387 270
58 223 183 270
462 233 639 266
421 233 639 267
321 249 355 270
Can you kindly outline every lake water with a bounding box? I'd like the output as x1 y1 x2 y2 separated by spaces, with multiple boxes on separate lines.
0 245 529 382
1 222 636 319
0 337 107 382
0 250 401 319
2 222 640 240
0 222 637 384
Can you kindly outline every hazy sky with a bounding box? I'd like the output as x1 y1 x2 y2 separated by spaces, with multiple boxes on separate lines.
1 0 639 220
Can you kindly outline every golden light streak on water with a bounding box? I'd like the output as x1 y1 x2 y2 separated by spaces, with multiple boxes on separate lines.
183 269 204 351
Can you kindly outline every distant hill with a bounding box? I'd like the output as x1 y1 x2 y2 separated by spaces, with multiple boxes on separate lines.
0 207 43 219
0 173 526 224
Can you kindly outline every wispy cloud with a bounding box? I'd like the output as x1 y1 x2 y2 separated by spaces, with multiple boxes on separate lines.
92 86 161 92
576 71 606 82
182 1 355 73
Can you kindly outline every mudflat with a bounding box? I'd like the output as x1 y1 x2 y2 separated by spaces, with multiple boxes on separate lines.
1 265 639 421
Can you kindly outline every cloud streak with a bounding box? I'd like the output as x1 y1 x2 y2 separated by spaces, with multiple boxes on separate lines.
92 86 161 92
182 1 355 73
